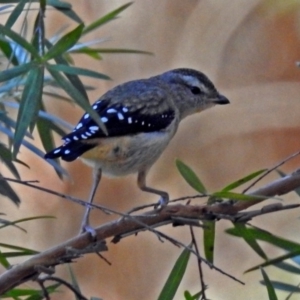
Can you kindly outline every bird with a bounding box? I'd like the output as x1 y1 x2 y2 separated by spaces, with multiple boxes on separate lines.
45 68 230 232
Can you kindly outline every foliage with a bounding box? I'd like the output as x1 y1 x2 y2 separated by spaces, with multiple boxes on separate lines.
0 1 299 300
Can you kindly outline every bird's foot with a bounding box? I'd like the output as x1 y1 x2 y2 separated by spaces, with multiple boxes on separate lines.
154 194 169 210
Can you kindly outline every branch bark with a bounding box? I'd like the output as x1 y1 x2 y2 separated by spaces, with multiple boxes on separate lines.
0 169 300 294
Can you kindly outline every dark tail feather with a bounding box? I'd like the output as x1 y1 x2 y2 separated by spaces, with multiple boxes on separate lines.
44 142 95 162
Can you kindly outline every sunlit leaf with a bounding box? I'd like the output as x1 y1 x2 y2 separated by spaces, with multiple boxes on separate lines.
212 191 266 201
222 169 267 192
176 159 206 194
158 245 191 300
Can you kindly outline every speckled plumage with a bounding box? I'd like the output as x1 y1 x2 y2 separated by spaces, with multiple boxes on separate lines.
45 68 229 229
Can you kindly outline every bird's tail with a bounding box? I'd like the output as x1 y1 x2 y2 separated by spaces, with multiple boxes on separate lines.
44 142 95 162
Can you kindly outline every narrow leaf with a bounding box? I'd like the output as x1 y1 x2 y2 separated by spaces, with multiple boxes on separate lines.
5 0 27 28
82 2 133 35
0 62 33 82
0 143 20 179
47 63 111 80
158 246 191 300
0 174 20 205
226 227 300 252
0 40 19 66
43 24 84 61
246 250 300 273
0 250 10 269
222 169 267 192
47 66 107 134
0 24 39 58
48 0 83 23
212 191 266 201
13 65 44 157
45 39 89 101
176 159 206 194
260 268 278 300
233 223 267 259
203 220 215 263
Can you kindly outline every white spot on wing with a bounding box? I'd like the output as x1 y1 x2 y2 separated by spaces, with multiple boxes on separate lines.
54 149 61 154
73 136 79 141
64 149 70 154
107 108 117 113
101 116 108 123
76 122 83 129
86 132 92 136
81 134 87 139
118 113 124 120
141 121 145 125
93 104 98 109
128 117 132 124
122 107 129 113
89 126 99 131
84 114 89 119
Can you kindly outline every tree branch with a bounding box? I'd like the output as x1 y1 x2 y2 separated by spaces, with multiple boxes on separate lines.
0 169 300 294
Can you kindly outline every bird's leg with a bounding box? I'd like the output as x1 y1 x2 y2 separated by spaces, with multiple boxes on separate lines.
79 168 102 234
137 170 169 208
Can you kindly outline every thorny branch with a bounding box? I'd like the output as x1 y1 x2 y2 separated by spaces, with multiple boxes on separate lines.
0 167 300 294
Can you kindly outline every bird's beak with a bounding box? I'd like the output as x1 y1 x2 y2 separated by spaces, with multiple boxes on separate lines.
213 94 230 105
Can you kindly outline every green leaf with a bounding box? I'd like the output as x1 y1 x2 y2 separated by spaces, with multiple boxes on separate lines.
43 24 84 61
222 169 267 192
5 0 28 28
0 174 20 205
176 159 206 194
0 215 55 230
212 191 266 201
46 63 111 80
233 223 267 259
13 65 44 157
82 2 133 35
0 24 39 59
0 143 20 179
45 39 89 101
184 291 202 300
0 40 19 66
0 250 11 269
0 242 39 255
203 220 215 263
226 226 300 252
48 0 83 23
0 62 33 82
158 246 191 300
74 47 153 55
47 66 108 135
245 250 300 273
260 268 278 300
261 281 300 293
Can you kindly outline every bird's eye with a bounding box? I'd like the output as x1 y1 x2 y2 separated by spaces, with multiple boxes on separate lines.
190 86 201 95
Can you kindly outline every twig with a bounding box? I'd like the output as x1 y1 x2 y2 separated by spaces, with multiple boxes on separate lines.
190 226 207 300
